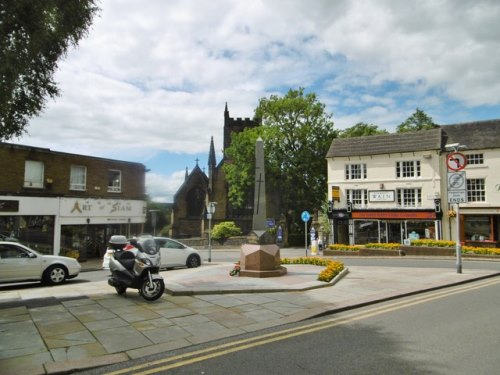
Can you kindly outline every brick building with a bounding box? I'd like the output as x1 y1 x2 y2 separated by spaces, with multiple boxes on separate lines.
0 142 147 259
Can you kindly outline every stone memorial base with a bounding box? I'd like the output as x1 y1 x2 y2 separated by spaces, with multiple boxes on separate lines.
239 243 287 278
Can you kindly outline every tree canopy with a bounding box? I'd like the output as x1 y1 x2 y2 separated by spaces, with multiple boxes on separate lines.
0 0 99 140
396 108 439 133
339 122 388 138
224 88 337 223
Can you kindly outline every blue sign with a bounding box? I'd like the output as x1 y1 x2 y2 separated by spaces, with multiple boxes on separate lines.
301 211 311 222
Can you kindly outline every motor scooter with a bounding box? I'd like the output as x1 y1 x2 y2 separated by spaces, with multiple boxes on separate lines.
107 237 165 301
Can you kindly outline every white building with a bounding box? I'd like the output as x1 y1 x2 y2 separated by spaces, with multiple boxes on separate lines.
326 119 500 246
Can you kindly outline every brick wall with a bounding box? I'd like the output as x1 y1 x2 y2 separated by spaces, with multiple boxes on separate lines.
0 143 146 199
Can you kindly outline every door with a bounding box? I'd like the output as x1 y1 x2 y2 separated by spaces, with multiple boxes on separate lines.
387 222 403 244
157 238 186 267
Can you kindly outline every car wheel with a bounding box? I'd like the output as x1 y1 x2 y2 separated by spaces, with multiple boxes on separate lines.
186 254 201 268
43 265 68 285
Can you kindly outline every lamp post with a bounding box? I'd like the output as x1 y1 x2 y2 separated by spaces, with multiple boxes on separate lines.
445 143 467 274
206 202 217 263
149 209 160 236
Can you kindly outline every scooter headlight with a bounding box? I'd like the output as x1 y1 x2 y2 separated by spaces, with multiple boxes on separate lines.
139 258 153 266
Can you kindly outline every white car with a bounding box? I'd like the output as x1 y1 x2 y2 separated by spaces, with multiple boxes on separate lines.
153 237 202 269
0 241 81 285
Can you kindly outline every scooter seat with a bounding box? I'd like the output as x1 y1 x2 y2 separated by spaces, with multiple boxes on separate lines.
116 250 136 270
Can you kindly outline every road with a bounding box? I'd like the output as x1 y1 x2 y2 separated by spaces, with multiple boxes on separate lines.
79 276 500 375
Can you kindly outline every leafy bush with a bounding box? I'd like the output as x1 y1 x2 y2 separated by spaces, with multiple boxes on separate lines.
327 244 362 251
365 243 400 250
281 257 345 282
211 221 242 241
410 239 455 247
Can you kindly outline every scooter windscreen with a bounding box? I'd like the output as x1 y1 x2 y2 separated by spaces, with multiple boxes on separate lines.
137 238 159 256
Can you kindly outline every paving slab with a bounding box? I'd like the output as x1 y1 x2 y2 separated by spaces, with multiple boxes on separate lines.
0 260 499 375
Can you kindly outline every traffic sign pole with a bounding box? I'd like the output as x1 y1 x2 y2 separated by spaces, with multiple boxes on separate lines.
301 211 311 256
455 203 462 273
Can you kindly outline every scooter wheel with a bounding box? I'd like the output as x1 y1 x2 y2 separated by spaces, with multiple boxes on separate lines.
115 286 126 295
140 279 165 301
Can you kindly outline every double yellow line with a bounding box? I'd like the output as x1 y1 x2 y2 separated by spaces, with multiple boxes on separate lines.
105 277 500 375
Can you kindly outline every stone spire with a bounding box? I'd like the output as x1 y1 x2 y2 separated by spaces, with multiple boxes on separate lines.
208 136 216 193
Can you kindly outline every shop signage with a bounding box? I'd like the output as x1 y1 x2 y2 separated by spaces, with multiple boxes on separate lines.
60 198 146 217
352 211 437 219
0 200 19 212
369 190 395 202
331 186 340 202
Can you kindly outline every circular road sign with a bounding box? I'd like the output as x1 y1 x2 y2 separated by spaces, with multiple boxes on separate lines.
301 211 311 222
446 152 467 171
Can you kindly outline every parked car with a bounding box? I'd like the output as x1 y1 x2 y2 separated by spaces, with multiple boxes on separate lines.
0 241 81 285
153 237 202 269
102 236 202 270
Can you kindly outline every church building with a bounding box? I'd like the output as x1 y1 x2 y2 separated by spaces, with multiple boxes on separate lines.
170 104 260 238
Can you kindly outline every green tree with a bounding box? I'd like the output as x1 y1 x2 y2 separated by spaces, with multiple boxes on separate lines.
224 88 337 228
0 0 99 140
339 122 388 138
396 108 439 133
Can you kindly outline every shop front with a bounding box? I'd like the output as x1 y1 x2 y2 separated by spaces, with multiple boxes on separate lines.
350 210 442 245
0 196 146 257
58 198 147 260
460 208 500 248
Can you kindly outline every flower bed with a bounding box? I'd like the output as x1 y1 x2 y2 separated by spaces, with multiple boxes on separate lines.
281 257 345 282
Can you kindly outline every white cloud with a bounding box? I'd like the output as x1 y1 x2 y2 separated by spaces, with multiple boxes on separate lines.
12 0 500 201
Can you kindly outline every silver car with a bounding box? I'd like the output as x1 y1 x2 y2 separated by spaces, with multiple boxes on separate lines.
0 242 81 285
143 236 202 269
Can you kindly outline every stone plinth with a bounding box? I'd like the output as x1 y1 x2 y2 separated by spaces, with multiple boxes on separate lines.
239 243 287 278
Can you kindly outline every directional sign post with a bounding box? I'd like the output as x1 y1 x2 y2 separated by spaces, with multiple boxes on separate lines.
446 154 467 274
301 211 311 256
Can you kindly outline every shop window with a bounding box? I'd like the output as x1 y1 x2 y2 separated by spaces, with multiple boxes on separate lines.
24 160 44 188
397 188 422 207
347 189 368 207
467 178 485 202
107 170 121 192
345 164 367 180
464 216 490 241
70 165 87 191
466 154 483 165
396 160 420 178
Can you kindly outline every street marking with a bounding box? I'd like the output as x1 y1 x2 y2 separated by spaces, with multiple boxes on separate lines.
104 277 500 375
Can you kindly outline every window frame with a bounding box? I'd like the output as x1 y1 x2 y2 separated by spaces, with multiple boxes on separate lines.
466 153 484 165
107 169 122 193
396 188 422 207
396 160 421 178
346 189 368 207
24 160 44 188
70 165 87 191
466 178 485 202
345 163 367 180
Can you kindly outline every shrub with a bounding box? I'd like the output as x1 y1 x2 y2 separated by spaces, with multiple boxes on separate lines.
410 239 455 248
281 257 345 282
211 221 242 241
365 243 400 250
327 244 362 251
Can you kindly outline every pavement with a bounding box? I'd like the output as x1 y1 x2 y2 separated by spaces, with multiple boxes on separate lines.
1 251 499 375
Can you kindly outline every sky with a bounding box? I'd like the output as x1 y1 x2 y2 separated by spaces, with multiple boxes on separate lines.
11 0 500 202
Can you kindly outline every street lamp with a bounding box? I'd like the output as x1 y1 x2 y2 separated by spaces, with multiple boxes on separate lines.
206 202 217 263
445 143 467 274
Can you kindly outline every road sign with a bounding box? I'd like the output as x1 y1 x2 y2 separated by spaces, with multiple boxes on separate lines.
448 172 466 190
447 171 467 204
446 152 467 171
448 190 467 204
301 211 311 222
